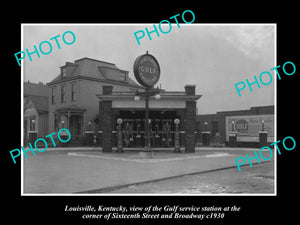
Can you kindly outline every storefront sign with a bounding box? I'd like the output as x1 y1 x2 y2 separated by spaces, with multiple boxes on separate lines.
133 53 160 87
226 115 274 142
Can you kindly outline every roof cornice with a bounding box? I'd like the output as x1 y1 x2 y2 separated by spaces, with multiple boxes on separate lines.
96 93 202 101
47 75 143 89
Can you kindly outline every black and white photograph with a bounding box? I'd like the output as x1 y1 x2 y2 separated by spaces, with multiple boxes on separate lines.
22 24 276 195
4 6 298 224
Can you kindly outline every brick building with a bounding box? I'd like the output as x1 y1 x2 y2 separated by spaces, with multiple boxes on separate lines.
97 85 201 152
196 105 274 147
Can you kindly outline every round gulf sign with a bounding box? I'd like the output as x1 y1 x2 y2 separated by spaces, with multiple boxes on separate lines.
236 119 248 134
133 52 160 87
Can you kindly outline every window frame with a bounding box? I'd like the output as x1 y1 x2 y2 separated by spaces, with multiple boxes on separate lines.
71 83 77 102
60 85 66 103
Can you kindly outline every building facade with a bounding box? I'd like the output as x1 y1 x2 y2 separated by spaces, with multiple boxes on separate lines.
47 57 144 146
97 85 201 152
24 81 49 145
196 105 275 147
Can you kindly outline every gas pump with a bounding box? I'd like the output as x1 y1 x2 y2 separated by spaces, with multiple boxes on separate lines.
154 119 160 138
135 119 141 138
124 120 134 147
162 120 172 147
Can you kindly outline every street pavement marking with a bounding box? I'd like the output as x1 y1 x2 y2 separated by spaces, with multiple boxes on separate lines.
205 153 230 158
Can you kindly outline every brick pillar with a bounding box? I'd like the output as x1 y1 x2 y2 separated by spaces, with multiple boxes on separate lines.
185 85 196 153
99 86 113 152
185 85 196 95
259 131 268 148
185 101 196 153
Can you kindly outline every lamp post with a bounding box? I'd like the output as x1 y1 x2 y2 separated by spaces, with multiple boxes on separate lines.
174 118 181 153
134 87 161 152
32 119 35 131
116 118 124 152
259 119 267 148
133 51 161 155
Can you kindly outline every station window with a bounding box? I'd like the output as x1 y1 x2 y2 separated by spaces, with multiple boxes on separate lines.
61 85 65 103
71 83 77 101
211 121 218 136
51 87 55 105
62 67 66 77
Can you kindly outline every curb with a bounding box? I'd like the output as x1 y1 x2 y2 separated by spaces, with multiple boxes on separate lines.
67 152 231 163
46 147 261 151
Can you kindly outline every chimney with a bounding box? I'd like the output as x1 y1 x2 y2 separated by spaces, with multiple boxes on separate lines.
185 85 196 95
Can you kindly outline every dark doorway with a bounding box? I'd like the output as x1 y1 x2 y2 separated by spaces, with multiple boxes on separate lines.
69 115 82 137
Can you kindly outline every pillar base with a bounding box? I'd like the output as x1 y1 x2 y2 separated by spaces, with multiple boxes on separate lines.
173 147 181 153
139 151 155 159
28 131 38 147
84 131 94 146
228 132 238 147
259 131 268 148
116 148 124 153
202 131 211 146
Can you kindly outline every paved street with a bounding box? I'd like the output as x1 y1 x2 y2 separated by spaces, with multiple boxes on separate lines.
23 147 275 194
110 161 274 194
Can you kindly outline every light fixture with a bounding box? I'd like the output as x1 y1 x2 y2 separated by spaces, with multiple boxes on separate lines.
134 95 140 101
154 94 161 100
117 118 123 125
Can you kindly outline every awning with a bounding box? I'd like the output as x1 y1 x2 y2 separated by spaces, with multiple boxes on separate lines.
55 104 86 114
24 108 38 118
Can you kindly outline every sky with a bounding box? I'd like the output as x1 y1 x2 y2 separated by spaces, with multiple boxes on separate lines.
22 24 275 114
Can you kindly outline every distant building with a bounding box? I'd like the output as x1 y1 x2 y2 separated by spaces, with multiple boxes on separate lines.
47 57 144 146
24 81 49 144
196 105 275 147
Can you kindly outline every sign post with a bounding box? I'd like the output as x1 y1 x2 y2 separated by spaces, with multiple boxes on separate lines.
133 51 161 155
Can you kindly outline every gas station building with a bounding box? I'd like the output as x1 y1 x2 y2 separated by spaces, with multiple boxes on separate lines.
97 84 201 152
